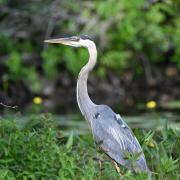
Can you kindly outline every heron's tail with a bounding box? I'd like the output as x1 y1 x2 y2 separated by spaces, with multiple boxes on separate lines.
133 156 152 179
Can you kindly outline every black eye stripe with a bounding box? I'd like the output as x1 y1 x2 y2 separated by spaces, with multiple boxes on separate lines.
60 35 92 41
80 35 92 40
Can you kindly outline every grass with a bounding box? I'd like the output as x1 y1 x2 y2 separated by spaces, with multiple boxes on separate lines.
0 114 179 179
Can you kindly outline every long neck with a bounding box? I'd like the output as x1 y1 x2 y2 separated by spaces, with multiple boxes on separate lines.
76 45 97 120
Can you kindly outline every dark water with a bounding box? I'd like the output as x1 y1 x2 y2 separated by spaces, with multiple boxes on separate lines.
1 112 179 136
54 112 180 136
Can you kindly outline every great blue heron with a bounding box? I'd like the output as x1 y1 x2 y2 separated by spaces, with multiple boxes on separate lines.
44 35 150 175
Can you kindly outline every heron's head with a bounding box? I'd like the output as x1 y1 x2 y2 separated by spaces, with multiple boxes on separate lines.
44 35 95 49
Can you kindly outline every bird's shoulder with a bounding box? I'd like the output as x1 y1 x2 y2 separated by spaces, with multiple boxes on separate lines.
92 104 138 149
94 105 131 131
92 105 148 172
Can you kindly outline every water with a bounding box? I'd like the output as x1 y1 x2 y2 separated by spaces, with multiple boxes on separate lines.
1 112 179 136
53 112 180 136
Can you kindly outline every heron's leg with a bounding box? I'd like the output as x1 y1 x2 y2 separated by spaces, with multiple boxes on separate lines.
98 158 102 180
112 160 122 177
94 156 103 180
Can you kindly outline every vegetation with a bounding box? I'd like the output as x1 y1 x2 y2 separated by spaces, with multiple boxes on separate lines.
0 0 179 110
0 1 179 179
0 114 179 179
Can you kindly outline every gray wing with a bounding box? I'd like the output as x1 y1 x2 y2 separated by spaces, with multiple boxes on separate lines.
91 105 149 172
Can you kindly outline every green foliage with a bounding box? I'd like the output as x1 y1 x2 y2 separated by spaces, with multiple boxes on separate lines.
5 51 41 92
0 29 41 93
41 0 180 77
42 46 88 78
101 51 131 70
64 48 88 75
172 18 180 69
5 51 23 80
41 46 63 79
26 67 42 92
0 32 14 53
0 115 179 179
1 0 179 96
0 116 99 179
135 127 180 179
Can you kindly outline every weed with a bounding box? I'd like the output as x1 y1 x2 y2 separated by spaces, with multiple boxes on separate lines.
0 115 179 179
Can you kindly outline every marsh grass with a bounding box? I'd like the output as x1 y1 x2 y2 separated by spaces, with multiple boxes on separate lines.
0 114 179 179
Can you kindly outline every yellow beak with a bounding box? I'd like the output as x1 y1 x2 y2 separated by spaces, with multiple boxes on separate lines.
44 38 72 45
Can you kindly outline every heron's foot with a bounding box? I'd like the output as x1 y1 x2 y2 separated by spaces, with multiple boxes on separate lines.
112 161 123 177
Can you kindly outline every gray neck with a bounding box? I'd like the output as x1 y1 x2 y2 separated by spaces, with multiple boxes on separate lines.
76 45 97 121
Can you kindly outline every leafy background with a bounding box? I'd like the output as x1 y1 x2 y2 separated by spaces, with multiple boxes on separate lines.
0 0 179 113
0 0 180 179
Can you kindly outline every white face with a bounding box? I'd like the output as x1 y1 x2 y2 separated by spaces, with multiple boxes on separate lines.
78 39 96 49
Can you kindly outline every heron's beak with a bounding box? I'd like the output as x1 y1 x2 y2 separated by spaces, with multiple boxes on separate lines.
44 36 80 47
44 38 71 45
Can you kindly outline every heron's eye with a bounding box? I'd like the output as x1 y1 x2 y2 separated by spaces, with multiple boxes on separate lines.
70 36 80 42
80 35 92 40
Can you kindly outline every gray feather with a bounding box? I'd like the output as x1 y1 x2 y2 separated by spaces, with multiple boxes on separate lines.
90 105 150 173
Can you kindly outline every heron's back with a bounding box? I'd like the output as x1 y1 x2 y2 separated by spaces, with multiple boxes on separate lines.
90 105 150 173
